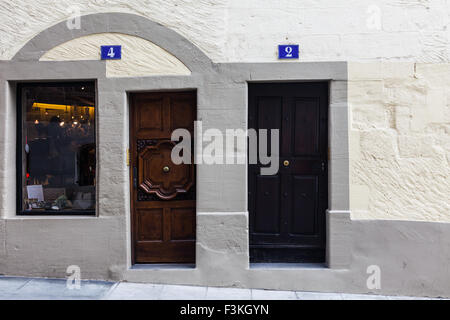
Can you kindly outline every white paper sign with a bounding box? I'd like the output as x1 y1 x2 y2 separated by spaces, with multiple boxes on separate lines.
27 185 44 201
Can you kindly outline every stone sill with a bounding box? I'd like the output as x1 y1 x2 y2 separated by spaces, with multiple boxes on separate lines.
250 263 327 270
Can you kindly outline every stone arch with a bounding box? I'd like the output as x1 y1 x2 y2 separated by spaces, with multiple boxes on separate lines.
12 12 214 74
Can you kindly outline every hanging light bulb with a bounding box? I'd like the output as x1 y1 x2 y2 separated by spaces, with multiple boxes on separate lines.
59 121 65 127
34 119 39 124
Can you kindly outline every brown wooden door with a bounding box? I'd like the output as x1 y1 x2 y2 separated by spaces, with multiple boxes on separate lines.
130 91 196 264
248 83 328 263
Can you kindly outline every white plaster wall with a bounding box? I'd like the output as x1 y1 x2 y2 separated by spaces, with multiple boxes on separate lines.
0 0 449 62
0 0 228 62
40 33 191 77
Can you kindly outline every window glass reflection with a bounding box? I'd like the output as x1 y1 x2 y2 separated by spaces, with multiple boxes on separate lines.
20 83 96 213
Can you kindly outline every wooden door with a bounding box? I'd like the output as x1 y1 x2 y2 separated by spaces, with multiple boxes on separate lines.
130 91 196 264
248 83 328 263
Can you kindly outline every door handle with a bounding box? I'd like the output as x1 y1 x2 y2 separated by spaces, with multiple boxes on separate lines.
321 161 326 172
133 166 138 189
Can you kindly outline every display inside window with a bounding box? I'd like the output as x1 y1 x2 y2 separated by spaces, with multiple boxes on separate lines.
18 82 96 214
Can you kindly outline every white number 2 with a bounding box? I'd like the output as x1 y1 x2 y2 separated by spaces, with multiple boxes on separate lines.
107 47 115 58
285 46 293 57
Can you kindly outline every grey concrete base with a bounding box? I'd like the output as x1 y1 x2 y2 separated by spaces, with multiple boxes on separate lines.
117 218 450 299
0 277 441 300
0 217 127 280
2 216 450 298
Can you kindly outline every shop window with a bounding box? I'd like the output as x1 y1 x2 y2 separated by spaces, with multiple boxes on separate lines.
17 82 96 215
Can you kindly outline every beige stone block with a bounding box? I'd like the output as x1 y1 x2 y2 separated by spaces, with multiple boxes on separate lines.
395 106 411 133
348 80 384 106
415 63 450 87
350 184 370 211
427 89 446 123
433 128 450 153
359 129 398 160
398 134 436 158
381 62 415 79
446 99 450 123
351 103 387 130
383 79 427 108
409 86 447 131
410 106 431 132
349 130 361 161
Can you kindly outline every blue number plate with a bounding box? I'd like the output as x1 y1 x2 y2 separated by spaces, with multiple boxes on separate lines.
101 45 122 60
278 45 299 59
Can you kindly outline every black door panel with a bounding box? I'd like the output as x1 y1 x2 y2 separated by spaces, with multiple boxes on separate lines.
248 82 329 263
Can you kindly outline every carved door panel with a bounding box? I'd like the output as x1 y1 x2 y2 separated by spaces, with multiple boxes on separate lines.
130 92 196 264
248 83 328 263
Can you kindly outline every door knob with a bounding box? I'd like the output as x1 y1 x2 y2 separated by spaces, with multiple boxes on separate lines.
163 166 170 173
283 160 290 167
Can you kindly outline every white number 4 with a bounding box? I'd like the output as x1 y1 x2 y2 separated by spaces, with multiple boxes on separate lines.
107 47 116 58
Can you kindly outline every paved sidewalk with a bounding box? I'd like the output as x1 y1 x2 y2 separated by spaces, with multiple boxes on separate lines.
0 276 442 300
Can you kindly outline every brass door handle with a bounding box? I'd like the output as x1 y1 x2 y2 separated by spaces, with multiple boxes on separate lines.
162 166 170 173
283 160 290 167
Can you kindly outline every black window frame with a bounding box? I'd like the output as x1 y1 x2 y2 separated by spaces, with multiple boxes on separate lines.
16 81 97 216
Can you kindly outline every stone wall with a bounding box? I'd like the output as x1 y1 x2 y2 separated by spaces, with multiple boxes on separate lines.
0 1 449 221
349 63 450 221
0 8 449 297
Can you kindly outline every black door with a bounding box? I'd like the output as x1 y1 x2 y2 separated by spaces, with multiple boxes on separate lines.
248 82 328 263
